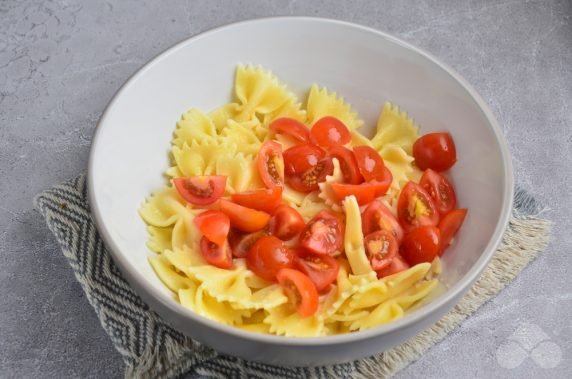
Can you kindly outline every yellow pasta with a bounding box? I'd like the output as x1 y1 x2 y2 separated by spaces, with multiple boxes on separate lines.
140 64 444 337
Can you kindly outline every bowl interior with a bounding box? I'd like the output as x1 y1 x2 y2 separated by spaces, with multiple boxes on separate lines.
90 18 511 335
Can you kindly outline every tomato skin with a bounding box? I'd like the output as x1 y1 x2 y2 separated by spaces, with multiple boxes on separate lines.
413 133 457 171
299 211 343 255
173 176 226 205
310 116 352 148
353 146 386 182
397 181 440 232
364 230 398 271
268 205 305 240
420 169 457 215
199 237 233 269
276 268 319 317
330 180 391 206
269 117 310 143
228 230 269 258
246 236 295 282
362 201 404 244
283 144 326 176
257 141 284 188
401 226 441 266
294 252 339 292
193 210 230 245
376 255 410 279
231 187 283 213
328 146 363 184
438 208 467 255
286 157 334 193
219 199 270 233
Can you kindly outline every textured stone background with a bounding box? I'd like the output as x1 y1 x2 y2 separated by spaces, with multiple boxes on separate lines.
1 0 571 378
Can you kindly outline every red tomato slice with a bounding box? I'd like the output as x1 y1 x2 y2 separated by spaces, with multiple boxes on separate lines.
299 211 343 255
294 252 339 292
376 254 410 279
401 226 441 266
310 116 352 148
276 268 319 317
219 199 270 233
330 180 391 206
173 176 226 205
269 205 305 241
438 208 467 255
364 230 398 271
193 210 230 245
283 144 326 175
257 141 284 188
419 169 457 215
231 187 283 213
328 145 363 184
361 201 404 244
269 117 310 143
246 236 295 282
413 132 457 171
397 181 440 231
286 157 334 193
353 146 386 181
199 236 232 269
228 230 269 258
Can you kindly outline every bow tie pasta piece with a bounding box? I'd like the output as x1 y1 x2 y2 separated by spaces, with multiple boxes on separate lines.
261 98 306 127
343 195 374 276
215 153 263 193
163 245 206 273
139 186 187 227
350 129 374 148
220 119 263 156
171 207 201 251
193 286 252 326
171 141 236 177
148 255 197 294
264 304 325 337
146 225 173 254
173 108 218 148
306 85 363 130
234 65 300 122
378 144 422 194
210 103 241 132
371 102 419 155
292 192 329 221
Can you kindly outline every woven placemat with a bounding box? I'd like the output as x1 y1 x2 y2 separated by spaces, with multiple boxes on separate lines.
34 175 551 378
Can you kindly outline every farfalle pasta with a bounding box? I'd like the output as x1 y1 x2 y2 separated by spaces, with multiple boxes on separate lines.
140 65 468 337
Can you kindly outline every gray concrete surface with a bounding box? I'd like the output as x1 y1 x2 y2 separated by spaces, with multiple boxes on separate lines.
1 0 571 378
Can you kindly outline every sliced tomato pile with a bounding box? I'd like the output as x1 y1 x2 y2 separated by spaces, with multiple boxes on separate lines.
171 117 467 317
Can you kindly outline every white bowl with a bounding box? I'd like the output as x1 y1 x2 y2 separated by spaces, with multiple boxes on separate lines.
88 17 513 366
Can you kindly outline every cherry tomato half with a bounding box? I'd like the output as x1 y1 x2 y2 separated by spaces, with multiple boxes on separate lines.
269 205 305 241
401 226 441 266
420 169 457 215
246 236 295 282
361 201 404 244
299 211 343 255
286 157 334 193
353 145 386 182
310 116 352 149
330 180 391 206
228 230 269 258
438 208 467 255
397 181 439 232
413 132 457 171
276 268 319 317
294 252 339 292
376 254 410 279
231 187 283 214
283 144 326 176
257 141 284 188
193 210 230 245
219 199 270 233
364 230 398 271
329 146 363 184
200 236 233 269
173 176 226 205
269 117 310 144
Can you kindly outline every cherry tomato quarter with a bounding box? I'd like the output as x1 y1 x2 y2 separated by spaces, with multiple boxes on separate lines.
310 116 352 148
231 187 283 213
364 230 398 271
276 268 319 317
438 208 467 255
268 205 305 240
219 199 270 233
413 132 457 171
269 117 310 143
173 176 226 205
299 211 343 255
401 226 441 266
246 236 295 282
199 236 233 269
420 169 457 215
257 141 284 188
294 252 339 292
193 210 230 245
397 181 439 231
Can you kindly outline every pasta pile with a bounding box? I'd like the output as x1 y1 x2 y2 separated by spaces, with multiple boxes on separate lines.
139 65 441 336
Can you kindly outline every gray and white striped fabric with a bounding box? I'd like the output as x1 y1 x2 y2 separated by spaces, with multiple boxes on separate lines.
34 175 550 378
